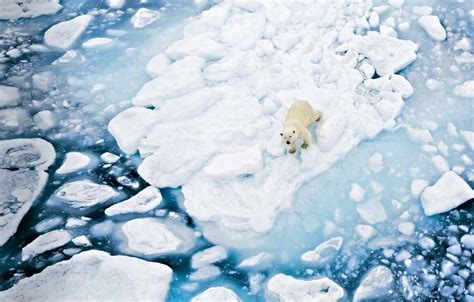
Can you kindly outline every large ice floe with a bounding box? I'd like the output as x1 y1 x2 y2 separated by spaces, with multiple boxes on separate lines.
108 0 418 246
0 139 55 247
0 250 173 301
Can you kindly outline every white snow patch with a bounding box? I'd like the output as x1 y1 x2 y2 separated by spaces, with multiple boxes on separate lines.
203 146 263 179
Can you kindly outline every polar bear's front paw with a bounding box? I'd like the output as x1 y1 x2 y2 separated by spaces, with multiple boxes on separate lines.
302 142 310 149
288 148 296 154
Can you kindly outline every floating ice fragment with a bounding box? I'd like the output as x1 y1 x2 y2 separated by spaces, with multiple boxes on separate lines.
266 274 344 302
131 8 160 29
454 81 474 98
356 199 387 224
22 230 71 261
121 218 195 256
53 180 120 210
191 245 228 269
461 235 474 249
353 266 394 301
100 152 120 164
0 250 172 301
34 217 64 233
189 265 221 281
368 152 384 173
421 171 474 216
72 235 91 247
301 237 343 264
82 37 114 49
34 110 56 130
56 152 92 175
410 179 429 198
105 186 162 216
0 85 20 107
418 15 446 42
44 15 93 50
349 183 365 202
106 0 125 9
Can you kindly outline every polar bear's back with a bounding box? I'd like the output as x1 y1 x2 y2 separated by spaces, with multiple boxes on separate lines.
285 100 314 127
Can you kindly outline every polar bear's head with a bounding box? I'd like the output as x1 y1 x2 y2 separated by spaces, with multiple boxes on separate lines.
280 124 299 145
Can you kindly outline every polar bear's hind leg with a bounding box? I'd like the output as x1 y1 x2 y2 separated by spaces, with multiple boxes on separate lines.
313 110 323 122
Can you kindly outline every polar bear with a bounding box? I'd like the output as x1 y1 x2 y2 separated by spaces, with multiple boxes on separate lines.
280 100 323 154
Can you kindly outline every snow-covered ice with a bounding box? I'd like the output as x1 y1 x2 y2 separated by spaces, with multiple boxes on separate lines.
105 186 162 216
0 250 172 301
0 85 20 107
56 152 92 174
421 171 474 216
44 15 93 50
108 0 418 245
266 274 344 302
22 229 72 261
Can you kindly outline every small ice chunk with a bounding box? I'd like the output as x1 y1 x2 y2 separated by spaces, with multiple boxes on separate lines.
418 15 446 42
238 252 272 270
72 235 91 247
447 244 462 256
32 71 53 92
191 287 241 302
356 199 387 224
454 81 474 98
368 12 379 28
121 218 195 256
454 38 471 52
398 222 415 236
106 0 125 9
425 79 442 91
349 183 366 202
189 265 221 281
0 85 21 107
368 153 384 173
56 152 91 174
395 250 411 262
411 179 429 198
82 37 114 49
355 224 375 241
34 110 55 130
22 230 71 260
461 234 474 249
0 0 62 20
191 245 228 269
419 237 435 250
441 260 457 277
421 171 474 216
353 266 394 301
388 0 404 8
0 250 173 301
65 217 89 228
301 237 343 264
447 123 458 137
53 180 119 209
203 146 263 179
44 15 93 50
131 8 160 29
165 36 226 61
34 217 64 233
100 152 120 164
266 274 344 302
421 120 438 131
431 155 449 173
406 127 433 143
317 114 346 152
105 187 162 216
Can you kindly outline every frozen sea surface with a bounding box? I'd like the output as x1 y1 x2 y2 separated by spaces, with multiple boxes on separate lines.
0 0 473 301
